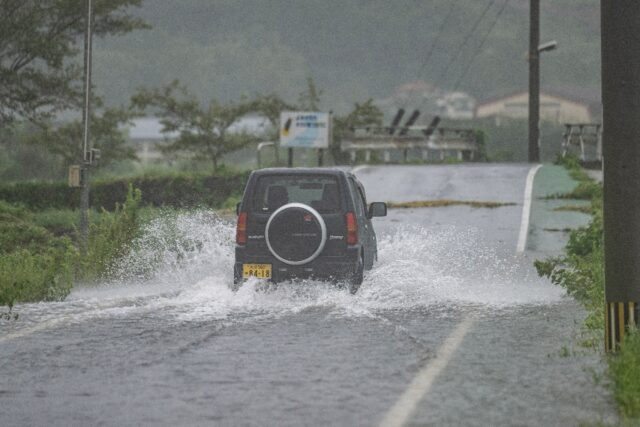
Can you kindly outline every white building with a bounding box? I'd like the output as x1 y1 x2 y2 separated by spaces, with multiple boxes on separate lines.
437 92 476 120
475 91 595 124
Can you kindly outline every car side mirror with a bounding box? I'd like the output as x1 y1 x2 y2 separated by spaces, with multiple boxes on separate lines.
236 202 242 215
368 202 387 218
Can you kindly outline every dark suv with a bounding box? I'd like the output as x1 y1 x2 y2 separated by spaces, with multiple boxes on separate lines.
234 168 387 293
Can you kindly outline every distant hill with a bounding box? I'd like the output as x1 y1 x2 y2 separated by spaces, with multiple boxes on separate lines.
92 0 600 118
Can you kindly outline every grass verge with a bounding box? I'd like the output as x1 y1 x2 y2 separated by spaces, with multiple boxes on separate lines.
609 328 640 419
0 185 145 312
553 205 593 214
80 185 143 282
0 166 247 312
535 155 640 422
0 202 77 309
543 156 602 201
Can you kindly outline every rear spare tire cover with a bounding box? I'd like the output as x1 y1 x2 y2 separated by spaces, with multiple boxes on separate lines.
265 203 327 265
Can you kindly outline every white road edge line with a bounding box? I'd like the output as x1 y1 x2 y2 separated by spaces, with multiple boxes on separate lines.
379 164 543 427
0 318 66 344
378 316 476 427
0 300 133 343
516 164 543 253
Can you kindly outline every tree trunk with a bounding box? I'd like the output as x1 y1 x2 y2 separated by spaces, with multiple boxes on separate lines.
204 138 217 172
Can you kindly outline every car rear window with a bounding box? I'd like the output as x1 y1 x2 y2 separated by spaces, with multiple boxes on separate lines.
252 175 342 213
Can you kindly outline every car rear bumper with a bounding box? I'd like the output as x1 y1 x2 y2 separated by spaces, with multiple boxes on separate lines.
234 245 360 282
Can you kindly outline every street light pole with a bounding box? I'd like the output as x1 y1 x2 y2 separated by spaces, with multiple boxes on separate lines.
601 1 640 352
528 0 540 163
79 0 93 255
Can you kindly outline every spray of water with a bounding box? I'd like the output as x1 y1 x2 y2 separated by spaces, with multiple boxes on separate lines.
111 210 234 287
60 211 565 323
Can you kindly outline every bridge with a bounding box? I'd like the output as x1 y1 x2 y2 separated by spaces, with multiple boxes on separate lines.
340 111 480 163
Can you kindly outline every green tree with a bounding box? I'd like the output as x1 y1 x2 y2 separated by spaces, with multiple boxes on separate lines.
28 104 137 167
251 94 296 155
0 123 67 181
0 0 148 125
252 94 296 130
131 80 258 171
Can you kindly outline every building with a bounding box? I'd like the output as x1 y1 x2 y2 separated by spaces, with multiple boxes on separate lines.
437 92 476 120
124 117 175 164
375 80 443 119
376 81 476 122
475 90 596 124
123 115 272 164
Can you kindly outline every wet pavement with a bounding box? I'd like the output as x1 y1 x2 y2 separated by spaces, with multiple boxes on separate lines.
0 164 616 426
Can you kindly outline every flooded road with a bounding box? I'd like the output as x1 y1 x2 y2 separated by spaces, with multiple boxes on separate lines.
0 164 615 426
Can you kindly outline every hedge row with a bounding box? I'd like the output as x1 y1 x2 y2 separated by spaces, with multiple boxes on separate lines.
0 171 251 211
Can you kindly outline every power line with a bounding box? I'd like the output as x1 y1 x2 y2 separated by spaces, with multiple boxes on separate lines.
413 0 496 113
433 0 497 86
450 0 510 92
397 0 460 114
413 0 460 87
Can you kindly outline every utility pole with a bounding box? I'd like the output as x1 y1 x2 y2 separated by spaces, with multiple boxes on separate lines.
79 0 94 254
528 0 540 163
602 1 640 352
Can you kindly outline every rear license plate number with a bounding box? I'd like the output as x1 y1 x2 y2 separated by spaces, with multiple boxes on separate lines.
242 263 272 279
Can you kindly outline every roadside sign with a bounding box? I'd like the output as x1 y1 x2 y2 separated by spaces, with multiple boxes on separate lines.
280 111 330 148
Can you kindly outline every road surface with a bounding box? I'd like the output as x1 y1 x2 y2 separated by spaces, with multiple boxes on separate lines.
0 164 616 426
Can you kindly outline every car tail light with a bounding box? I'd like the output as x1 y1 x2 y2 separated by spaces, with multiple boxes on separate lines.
346 212 358 245
236 212 247 245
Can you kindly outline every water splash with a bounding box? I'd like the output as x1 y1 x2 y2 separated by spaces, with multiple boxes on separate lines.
63 212 564 320
56 211 236 318
360 225 564 308
110 210 235 286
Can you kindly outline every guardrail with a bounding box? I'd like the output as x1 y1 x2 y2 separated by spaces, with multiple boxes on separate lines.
562 123 602 163
341 126 479 163
256 141 279 168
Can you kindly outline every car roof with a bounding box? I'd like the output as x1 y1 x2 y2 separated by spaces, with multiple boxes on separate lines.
250 167 349 178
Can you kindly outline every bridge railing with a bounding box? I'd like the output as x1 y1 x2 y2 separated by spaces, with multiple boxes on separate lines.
562 123 602 164
340 126 479 163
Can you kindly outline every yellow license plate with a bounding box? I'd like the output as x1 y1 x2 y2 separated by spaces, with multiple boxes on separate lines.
242 263 272 279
